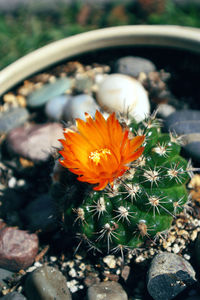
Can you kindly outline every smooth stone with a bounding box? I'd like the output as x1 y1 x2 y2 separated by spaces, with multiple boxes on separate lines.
45 95 71 121
25 265 72 300
164 110 200 160
0 268 14 292
74 74 93 93
0 292 27 300
0 227 39 271
27 77 71 107
87 281 128 300
63 94 99 121
0 108 29 134
96 74 150 122
6 123 64 162
22 194 57 232
157 103 176 118
147 252 196 300
115 56 156 77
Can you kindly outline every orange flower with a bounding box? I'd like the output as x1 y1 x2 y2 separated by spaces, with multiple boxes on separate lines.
59 111 145 191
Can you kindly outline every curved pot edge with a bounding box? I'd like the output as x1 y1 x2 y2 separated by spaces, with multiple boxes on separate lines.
0 25 200 96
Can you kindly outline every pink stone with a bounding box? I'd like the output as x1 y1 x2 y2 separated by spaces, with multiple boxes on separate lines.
0 227 39 271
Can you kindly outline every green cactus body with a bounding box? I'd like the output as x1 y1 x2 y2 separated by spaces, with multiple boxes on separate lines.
59 115 190 254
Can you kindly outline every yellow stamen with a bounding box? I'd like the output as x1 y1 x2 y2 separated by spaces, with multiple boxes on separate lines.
89 148 111 165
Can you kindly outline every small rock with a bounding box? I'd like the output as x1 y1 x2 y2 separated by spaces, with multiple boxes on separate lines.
27 77 72 107
87 281 128 300
45 95 71 121
63 94 99 121
147 252 196 300
96 74 150 122
157 103 176 118
74 74 93 93
25 265 72 300
165 110 200 161
6 123 64 162
103 255 116 269
0 227 38 271
0 292 27 300
0 108 29 134
22 194 57 232
115 56 156 77
0 268 14 292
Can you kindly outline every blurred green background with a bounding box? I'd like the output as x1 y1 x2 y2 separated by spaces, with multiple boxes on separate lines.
0 0 200 70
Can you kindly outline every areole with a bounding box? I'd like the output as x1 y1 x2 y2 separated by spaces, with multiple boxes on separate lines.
0 25 200 96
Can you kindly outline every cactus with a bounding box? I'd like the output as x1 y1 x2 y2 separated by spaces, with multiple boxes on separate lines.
55 111 190 254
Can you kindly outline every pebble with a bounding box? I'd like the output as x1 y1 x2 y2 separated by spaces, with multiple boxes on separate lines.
157 103 176 118
74 74 94 93
6 123 64 162
96 74 150 122
147 252 196 300
63 94 99 121
115 56 156 77
45 95 71 121
103 255 116 269
22 194 57 232
0 227 39 272
0 268 14 292
25 265 72 300
0 292 27 300
87 281 128 300
164 110 200 160
0 108 29 134
27 77 72 107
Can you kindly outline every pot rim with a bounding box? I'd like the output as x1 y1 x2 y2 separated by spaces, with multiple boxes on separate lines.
0 25 200 96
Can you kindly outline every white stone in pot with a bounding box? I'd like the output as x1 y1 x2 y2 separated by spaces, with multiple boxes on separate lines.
96 73 150 122
63 94 100 121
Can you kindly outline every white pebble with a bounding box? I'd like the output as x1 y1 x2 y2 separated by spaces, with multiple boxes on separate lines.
8 177 17 188
45 95 70 120
63 94 100 121
96 73 150 122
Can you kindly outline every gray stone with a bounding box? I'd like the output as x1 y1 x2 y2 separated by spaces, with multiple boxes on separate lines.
22 194 57 232
6 122 64 162
157 103 176 118
87 281 128 300
45 95 71 121
147 252 196 300
0 227 39 272
115 56 156 77
25 265 72 300
63 94 99 121
27 78 71 107
0 268 14 292
164 110 200 161
0 108 29 134
0 292 27 300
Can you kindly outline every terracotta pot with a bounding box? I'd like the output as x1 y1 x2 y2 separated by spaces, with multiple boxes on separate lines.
0 25 200 96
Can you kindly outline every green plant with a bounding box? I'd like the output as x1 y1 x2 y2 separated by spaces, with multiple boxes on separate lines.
52 111 190 254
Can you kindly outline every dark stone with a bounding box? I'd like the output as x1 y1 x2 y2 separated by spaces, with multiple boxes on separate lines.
0 292 27 299
6 122 63 162
147 252 196 300
0 268 14 292
22 194 57 232
0 227 39 271
164 110 200 161
114 56 156 77
25 265 72 300
0 108 29 134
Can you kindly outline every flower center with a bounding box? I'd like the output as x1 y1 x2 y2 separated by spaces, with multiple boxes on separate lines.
89 148 111 165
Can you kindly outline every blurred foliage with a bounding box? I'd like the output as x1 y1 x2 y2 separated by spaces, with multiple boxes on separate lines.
0 0 200 70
